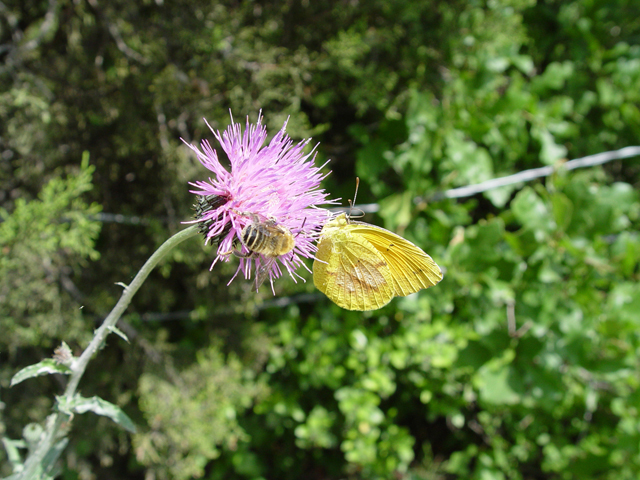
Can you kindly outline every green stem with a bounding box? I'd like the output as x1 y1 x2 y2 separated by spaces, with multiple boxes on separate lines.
18 225 200 480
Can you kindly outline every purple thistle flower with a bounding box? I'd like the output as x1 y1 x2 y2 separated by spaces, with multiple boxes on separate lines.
184 112 335 292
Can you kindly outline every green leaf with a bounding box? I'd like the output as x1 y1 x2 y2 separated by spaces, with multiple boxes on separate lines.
551 192 573 232
476 364 521 406
2 437 26 468
378 191 414 231
444 131 494 186
533 61 575 91
606 282 640 325
40 437 69 478
56 395 136 433
511 187 554 235
456 340 493 369
534 127 567 165
10 359 72 387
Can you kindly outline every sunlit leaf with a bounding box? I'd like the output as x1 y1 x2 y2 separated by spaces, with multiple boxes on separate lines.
56 395 136 433
10 360 72 387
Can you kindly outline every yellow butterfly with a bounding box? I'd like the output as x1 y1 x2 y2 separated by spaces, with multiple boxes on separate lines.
313 212 443 311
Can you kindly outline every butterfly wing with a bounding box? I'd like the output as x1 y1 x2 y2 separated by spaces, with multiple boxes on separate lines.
313 226 396 311
350 223 443 297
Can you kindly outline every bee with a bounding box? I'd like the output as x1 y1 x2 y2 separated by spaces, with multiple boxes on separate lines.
241 215 296 258
230 214 297 291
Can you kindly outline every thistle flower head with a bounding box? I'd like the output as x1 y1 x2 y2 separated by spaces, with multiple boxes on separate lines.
185 112 334 292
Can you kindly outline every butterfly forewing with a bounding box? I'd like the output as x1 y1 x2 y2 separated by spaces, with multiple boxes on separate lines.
351 223 443 297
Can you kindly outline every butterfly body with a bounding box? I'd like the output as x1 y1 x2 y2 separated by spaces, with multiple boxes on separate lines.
313 213 442 311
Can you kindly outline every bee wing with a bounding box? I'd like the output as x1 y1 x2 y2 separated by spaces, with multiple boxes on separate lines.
254 256 276 292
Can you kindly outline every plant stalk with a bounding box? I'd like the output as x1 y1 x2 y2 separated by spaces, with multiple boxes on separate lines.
18 226 200 480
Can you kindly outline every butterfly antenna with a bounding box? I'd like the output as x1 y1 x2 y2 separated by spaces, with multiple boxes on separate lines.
352 177 360 209
346 177 361 223
346 177 365 221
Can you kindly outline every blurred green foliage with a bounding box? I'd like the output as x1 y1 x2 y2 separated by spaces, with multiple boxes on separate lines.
2 0 640 479
134 341 268 480
0 155 101 349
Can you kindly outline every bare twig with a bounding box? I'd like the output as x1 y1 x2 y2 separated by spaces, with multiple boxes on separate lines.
86 0 148 64
19 0 58 52
431 145 640 201
354 145 640 213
